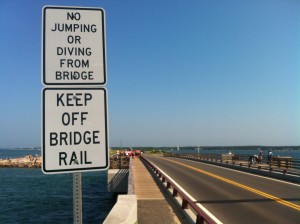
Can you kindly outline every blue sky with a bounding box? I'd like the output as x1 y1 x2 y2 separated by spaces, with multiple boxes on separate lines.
0 0 299 148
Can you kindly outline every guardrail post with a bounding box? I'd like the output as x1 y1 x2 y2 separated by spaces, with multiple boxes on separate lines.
172 189 178 197
167 182 171 189
196 215 205 224
181 199 188 209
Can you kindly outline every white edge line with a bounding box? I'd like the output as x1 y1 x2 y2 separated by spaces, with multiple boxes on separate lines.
150 160 223 224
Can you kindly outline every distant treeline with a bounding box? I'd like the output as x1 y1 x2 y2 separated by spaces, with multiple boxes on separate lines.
111 146 300 151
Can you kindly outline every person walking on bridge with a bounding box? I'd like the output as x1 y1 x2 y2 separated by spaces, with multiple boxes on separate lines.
267 150 273 164
258 149 263 163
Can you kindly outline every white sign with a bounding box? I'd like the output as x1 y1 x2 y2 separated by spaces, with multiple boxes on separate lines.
42 88 109 173
42 6 106 85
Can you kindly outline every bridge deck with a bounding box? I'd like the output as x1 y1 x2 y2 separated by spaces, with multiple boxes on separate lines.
132 157 184 223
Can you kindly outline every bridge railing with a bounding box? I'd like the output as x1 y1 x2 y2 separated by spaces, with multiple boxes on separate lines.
165 153 300 176
109 155 130 169
141 155 220 224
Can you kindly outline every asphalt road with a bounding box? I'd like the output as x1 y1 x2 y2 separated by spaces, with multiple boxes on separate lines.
143 155 300 224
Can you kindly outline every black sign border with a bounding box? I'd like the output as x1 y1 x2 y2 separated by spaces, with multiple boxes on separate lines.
42 6 107 86
42 87 109 174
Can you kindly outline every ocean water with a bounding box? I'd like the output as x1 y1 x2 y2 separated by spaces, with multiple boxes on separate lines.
0 149 41 160
0 149 116 224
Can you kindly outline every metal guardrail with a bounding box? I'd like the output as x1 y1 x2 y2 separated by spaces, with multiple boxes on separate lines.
141 156 219 224
167 153 300 177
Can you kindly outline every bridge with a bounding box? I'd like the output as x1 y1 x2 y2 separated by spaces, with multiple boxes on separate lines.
105 153 300 224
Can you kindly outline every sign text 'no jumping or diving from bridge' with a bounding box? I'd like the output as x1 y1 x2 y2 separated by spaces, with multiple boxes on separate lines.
42 6 106 85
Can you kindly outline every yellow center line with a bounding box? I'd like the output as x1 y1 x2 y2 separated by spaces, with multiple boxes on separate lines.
160 157 300 211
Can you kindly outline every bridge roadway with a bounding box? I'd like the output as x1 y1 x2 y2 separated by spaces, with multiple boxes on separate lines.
143 155 300 224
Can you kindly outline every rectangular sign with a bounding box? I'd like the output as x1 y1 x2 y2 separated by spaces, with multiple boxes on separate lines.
42 6 106 85
42 87 109 173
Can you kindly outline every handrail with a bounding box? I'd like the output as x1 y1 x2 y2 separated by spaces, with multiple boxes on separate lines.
168 153 300 176
109 155 130 169
141 156 220 224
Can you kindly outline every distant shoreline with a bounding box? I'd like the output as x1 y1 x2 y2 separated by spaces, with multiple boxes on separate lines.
1 146 300 151
0 148 41 150
111 146 300 151
0 155 41 168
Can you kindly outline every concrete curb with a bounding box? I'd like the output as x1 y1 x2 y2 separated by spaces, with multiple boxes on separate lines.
105 158 137 224
103 194 137 224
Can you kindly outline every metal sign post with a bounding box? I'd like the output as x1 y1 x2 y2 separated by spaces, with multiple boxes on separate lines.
42 6 108 223
73 173 82 224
